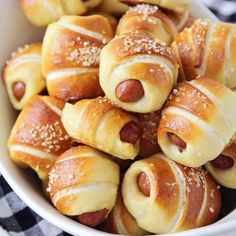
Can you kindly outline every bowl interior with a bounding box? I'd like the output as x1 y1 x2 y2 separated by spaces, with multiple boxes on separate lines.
0 1 235 236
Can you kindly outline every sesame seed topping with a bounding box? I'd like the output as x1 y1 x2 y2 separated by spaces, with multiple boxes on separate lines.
47 168 59 193
209 207 214 213
122 35 169 56
210 189 215 198
128 4 159 15
66 40 102 67
28 122 70 153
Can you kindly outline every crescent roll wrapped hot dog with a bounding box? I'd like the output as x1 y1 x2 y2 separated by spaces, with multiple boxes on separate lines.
42 15 113 102
122 153 221 234
99 192 148 235
99 33 179 113
119 0 190 14
19 0 102 26
158 77 236 167
61 97 141 160
116 4 177 45
47 146 120 227
3 43 45 110
8 95 72 182
172 19 236 88
205 141 236 189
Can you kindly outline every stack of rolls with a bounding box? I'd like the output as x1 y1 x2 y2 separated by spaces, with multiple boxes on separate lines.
4 0 236 235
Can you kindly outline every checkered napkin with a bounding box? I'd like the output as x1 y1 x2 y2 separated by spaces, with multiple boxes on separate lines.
0 174 70 236
0 1 235 236
202 0 236 22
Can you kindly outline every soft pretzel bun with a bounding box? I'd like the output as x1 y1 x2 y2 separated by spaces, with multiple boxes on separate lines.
47 145 120 227
122 153 221 234
61 97 141 160
158 77 236 167
42 15 113 102
3 43 45 110
8 95 72 181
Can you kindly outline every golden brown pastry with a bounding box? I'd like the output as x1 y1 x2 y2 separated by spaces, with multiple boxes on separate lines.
136 111 162 157
116 4 177 45
205 141 236 189
98 0 129 16
99 33 179 113
172 19 236 88
3 43 45 110
8 95 72 182
165 9 195 31
19 0 102 26
86 11 118 33
120 0 190 14
99 193 148 235
42 15 113 102
61 97 141 160
47 145 120 227
158 77 236 167
122 153 221 234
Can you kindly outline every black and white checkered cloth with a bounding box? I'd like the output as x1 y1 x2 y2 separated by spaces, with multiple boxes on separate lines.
0 1 236 236
0 174 69 236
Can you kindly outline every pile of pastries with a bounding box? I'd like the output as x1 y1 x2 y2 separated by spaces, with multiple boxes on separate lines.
3 0 236 234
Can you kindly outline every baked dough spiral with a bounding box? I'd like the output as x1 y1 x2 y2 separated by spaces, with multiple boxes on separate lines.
61 97 141 160
47 145 119 227
205 141 236 189
3 43 45 110
42 15 113 102
172 19 236 89
116 4 178 45
8 95 72 181
122 153 221 234
158 77 236 167
99 33 179 113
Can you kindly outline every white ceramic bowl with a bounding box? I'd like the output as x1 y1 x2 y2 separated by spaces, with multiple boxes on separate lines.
1 1 236 236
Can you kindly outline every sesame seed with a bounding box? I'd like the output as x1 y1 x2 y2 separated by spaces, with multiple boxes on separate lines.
209 207 214 213
123 35 172 56
66 40 102 67
28 122 70 153
128 4 159 15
